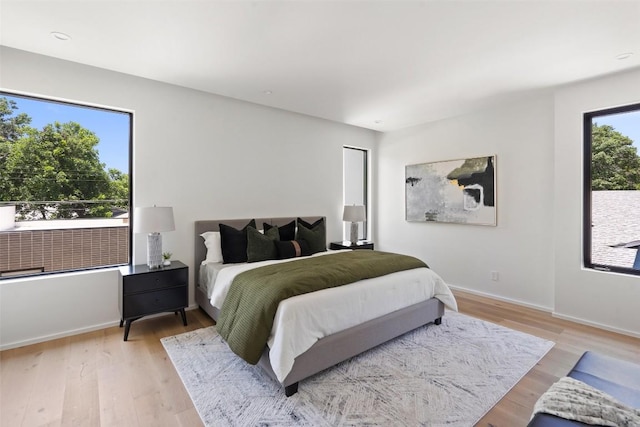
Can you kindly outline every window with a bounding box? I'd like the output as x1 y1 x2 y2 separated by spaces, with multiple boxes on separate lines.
0 92 132 278
584 102 640 275
343 146 368 240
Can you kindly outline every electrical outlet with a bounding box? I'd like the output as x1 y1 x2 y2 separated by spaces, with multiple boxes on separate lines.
490 271 499 281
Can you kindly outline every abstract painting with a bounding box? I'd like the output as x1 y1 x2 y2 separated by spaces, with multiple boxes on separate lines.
406 155 496 225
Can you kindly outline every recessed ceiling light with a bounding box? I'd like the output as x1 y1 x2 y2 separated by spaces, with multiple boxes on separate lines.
616 52 633 60
51 31 71 41
374 120 383 124
262 90 273 95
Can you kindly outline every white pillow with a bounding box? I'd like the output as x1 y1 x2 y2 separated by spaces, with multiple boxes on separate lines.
200 231 223 263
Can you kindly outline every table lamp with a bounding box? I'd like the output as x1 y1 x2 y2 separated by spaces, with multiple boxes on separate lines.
343 205 366 245
133 206 175 269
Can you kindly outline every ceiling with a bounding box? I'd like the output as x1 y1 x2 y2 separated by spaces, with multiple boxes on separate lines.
1 1 639 132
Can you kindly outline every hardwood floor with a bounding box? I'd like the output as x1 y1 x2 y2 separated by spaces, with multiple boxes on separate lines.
1 290 638 426
1 311 214 427
461 291 640 427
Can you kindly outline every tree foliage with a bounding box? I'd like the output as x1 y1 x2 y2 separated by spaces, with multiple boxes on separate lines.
0 96 129 219
107 168 129 211
0 98 33 195
591 123 640 191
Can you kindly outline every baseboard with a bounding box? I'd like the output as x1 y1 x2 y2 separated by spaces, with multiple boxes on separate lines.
0 303 201 351
447 284 553 313
448 284 640 339
0 320 121 351
551 312 640 339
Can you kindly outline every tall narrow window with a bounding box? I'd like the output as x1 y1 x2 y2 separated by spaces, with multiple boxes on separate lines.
0 92 132 278
584 103 640 275
343 146 368 241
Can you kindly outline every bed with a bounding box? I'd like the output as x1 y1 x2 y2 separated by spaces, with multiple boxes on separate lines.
194 216 457 396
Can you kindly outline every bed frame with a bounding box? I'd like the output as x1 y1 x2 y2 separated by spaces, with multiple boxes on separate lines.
194 217 445 396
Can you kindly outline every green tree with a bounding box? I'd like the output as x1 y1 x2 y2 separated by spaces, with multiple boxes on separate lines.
591 123 640 190
0 98 33 199
108 168 129 210
5 122 112 218
1 95 129 219
0 97 32 142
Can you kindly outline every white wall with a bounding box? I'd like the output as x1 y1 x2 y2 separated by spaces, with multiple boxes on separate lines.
553 69 640 336
376 93 556 310
0 47 377 349
377 70 640 337
2 46 638 349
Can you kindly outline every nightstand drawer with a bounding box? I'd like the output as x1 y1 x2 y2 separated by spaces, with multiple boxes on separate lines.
122 286 187 318
123 268 187 294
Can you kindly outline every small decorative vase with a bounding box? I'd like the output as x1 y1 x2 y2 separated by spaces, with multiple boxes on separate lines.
163 260 171 266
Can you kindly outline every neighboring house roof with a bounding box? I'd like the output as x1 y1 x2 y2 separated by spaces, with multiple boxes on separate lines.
592 190 640 269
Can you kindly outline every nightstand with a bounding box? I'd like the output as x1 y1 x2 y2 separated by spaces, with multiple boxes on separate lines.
329 241 375 250
118 261 188 341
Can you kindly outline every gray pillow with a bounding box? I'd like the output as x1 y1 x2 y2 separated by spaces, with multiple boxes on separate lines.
246 226 280 262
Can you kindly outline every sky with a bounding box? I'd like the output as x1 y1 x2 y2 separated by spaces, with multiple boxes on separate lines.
595 109 640 150
3 93 130 172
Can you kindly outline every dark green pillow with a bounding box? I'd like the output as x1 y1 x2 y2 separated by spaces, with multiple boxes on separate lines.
247 226 280 262
263 220 296 241
296 219 326 254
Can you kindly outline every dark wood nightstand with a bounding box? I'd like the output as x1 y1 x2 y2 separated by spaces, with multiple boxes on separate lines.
118 261 188 341
329 241 375 250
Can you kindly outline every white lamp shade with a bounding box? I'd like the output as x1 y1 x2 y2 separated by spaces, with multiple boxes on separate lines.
0 205 16 231
343 205 366 222
133 206 175 234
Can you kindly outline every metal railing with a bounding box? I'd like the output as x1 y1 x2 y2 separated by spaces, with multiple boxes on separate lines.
6 200 129 220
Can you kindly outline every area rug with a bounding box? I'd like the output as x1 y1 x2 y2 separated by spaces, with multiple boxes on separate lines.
161 311 554 426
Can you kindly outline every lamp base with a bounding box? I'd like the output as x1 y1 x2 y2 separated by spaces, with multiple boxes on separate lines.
349 222 359 245
147 232 163 269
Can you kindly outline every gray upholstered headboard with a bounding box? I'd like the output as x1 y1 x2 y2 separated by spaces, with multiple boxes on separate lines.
194 216 325 281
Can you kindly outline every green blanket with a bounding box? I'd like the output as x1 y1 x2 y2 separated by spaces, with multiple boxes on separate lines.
216 250 428 364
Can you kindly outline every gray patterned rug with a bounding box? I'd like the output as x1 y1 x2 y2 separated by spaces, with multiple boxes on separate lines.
161 311 554 426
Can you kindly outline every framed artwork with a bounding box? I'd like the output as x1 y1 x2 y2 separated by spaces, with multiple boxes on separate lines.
405 155 496 225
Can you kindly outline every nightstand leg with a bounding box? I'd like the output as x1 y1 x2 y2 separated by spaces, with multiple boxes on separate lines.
179 308 187 326
123 316 142 341
124 320 132 341
119 319 124 327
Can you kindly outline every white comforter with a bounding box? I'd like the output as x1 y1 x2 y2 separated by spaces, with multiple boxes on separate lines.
209 251 458 382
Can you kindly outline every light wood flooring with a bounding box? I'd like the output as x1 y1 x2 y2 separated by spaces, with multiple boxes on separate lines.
1 290 638 426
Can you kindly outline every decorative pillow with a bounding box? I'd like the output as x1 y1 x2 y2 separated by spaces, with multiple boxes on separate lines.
247 225 280 263
296 217 326 254
200 231 223 263
297 217 324 229
275 239 311 259
263 220 296 241
219 219 256 264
